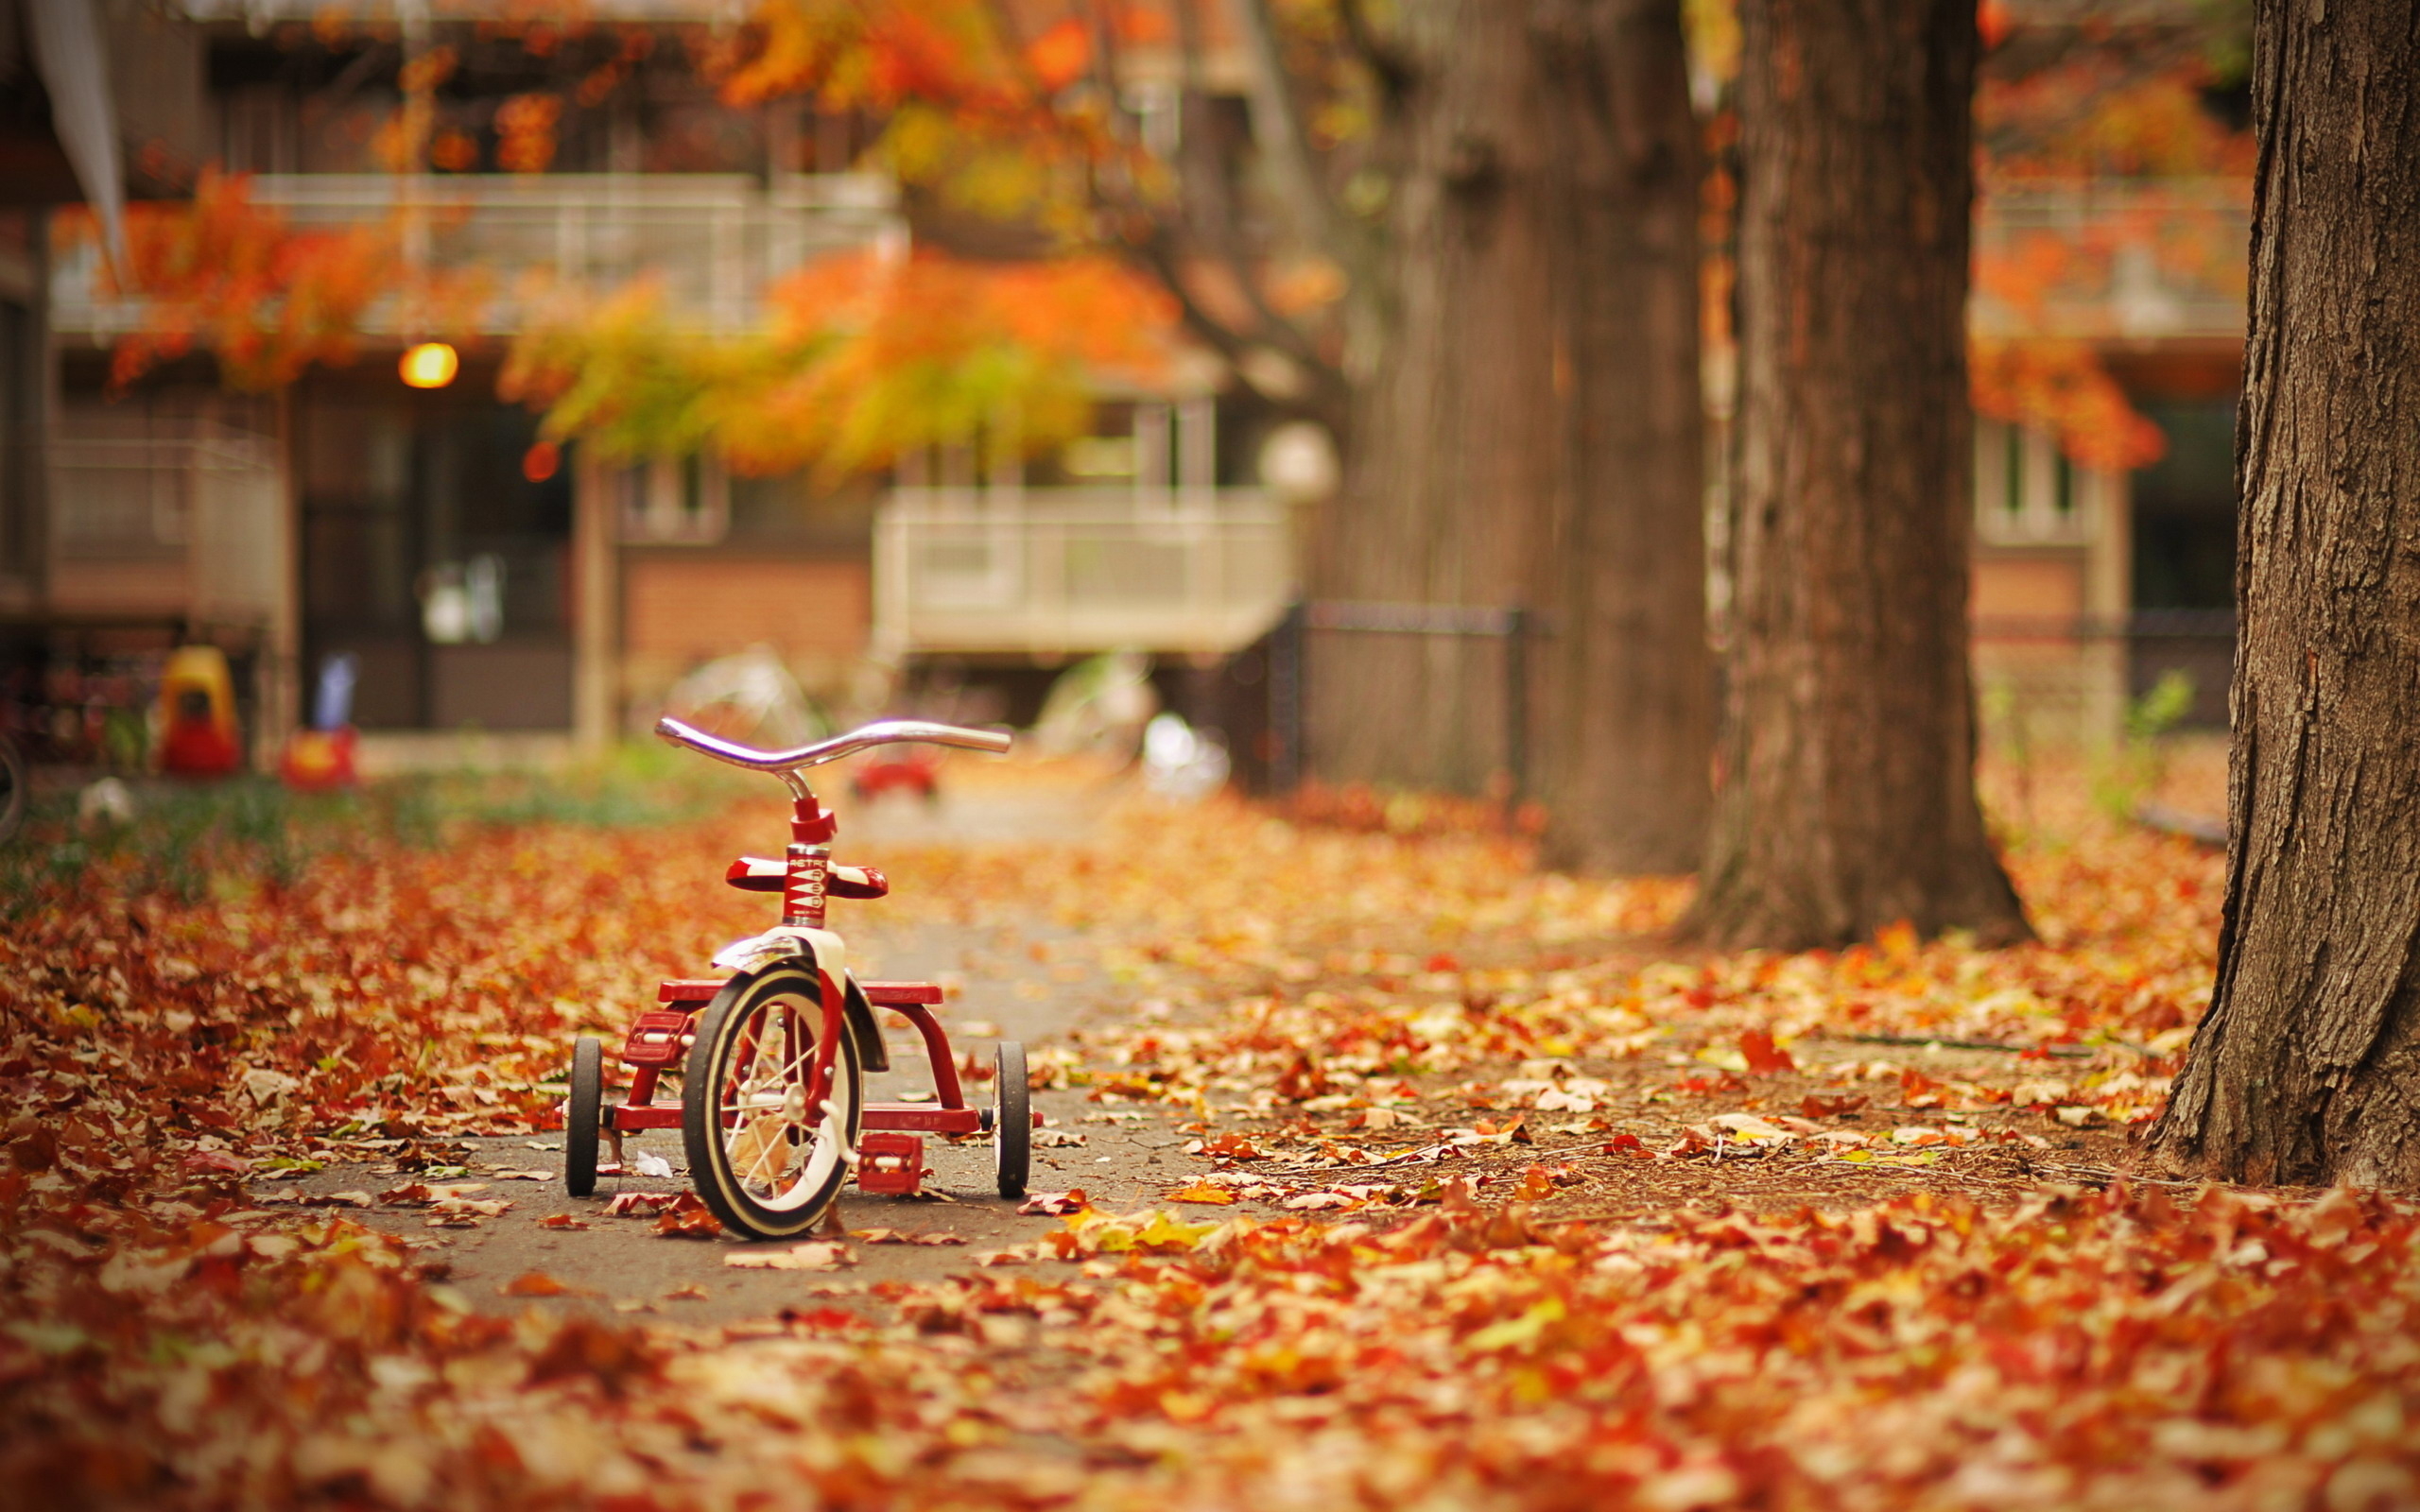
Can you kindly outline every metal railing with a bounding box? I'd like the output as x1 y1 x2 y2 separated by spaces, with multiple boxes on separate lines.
50 172 907 338
873 489 1297 658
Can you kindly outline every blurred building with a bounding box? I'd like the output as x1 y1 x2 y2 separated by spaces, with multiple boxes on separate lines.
6 0 2242 770
14 0 1291 765
1963 2 2248 746
1969 181 2245 747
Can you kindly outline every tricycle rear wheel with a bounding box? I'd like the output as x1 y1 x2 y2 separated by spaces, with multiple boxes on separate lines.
564 1036 603 1197
994 1040 1030 1199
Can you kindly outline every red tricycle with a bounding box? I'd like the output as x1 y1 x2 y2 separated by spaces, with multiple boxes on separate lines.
562 716 1034 1240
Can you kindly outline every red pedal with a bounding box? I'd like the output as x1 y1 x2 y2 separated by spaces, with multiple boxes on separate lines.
619 1009 698 1067
856 1132 926 1194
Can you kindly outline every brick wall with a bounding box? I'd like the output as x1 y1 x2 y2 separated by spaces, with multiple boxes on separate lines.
621 554 870 717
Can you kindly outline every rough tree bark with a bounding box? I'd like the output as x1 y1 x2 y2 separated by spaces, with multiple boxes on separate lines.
1305 0 1711 872
1692 0 2029 949
2145 0 2420 1190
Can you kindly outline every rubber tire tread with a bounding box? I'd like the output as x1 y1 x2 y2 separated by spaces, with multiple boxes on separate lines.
682 967 863 1240
564 1036 602 1197
994 1040 1031 1199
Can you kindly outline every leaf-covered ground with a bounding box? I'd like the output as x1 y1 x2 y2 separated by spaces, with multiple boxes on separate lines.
6 759 2417 1510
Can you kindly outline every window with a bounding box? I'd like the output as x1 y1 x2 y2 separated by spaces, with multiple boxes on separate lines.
1975 419 2091 545
617 455 729 544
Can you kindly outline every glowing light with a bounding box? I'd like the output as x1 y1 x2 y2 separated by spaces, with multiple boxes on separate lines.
522 440 561 483
399 342 459 388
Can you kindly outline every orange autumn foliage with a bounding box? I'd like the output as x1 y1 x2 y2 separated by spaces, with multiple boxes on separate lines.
503 248 1178 475
67 170 394 392
62 169 489 393
1971 338 2167 472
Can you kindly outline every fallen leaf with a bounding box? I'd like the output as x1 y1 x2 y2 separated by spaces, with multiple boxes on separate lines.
1168 1180 1239 1205
725 1242 852 1271
606 1192 683 1217
1283 1192 1356 1211
502 1271 570 1297
1740 1029 1798 1074
652 1194 722 1238
1017 1190 1090 1215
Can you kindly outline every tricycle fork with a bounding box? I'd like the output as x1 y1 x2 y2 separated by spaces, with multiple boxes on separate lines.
800 970 851 1122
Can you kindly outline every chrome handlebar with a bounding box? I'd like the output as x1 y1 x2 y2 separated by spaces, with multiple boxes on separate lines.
654 715 1013 775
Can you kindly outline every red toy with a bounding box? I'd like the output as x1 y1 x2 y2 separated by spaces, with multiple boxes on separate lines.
157 646 242 778
563 716 1030 1240
278 726 357 791
849 746 942 803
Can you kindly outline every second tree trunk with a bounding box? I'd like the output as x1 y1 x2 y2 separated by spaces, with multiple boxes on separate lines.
1309 0 1710 874
1694 0 2028 949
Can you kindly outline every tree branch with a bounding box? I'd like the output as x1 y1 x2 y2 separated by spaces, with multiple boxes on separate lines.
1224 0 1354 263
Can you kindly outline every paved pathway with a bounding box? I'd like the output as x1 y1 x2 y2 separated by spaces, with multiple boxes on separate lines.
250 768 1198 1322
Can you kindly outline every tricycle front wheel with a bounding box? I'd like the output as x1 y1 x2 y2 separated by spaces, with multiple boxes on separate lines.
994 1040 1030 1199
683 967 864 1240
564 1036 603 1197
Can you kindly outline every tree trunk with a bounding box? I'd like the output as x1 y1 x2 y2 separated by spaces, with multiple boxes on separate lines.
1692 0 2028 949
1532 1 1713 874
1307 0 1710 872
2145 0 2420 1191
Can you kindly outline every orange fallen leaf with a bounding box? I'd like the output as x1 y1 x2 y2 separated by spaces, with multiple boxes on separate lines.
1168 1180 1239 1205
1739 1029 1797 1075
503 1271 569 1297
652 1194 722 1238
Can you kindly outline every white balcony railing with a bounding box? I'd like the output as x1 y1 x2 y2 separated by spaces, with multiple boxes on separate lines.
873 489 1297 658
1974 179 2250 343
50 172 906 339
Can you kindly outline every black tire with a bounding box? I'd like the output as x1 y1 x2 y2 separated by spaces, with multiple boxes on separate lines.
682 966 864 1240
564 1036 603 1197
994 1040 1030 1200
0 735 26 846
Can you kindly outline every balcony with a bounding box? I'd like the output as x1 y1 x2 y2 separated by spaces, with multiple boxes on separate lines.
1974 179 2250 344
49 171 906 339
873 489 1298 658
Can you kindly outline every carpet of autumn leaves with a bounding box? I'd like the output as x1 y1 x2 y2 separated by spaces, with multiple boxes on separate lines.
5 765 2420 1511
